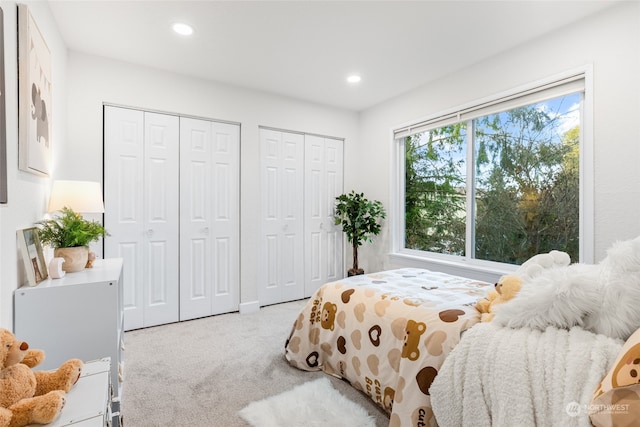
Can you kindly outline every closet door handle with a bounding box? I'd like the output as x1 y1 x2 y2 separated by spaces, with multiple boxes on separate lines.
146 229 154 237
202 227 210 235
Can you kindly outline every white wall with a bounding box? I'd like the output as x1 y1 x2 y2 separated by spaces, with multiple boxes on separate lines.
0 0 68 329
64 53 358 306
355 1 640 276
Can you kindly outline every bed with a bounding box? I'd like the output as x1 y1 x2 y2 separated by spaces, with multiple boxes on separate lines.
284 268 490 426
284 268 626 427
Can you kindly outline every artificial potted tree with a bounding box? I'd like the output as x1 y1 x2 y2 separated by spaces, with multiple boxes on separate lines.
334 191 386 276
36 207 109 273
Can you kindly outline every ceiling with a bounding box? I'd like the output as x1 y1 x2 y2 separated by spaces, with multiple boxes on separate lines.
48 0 620 112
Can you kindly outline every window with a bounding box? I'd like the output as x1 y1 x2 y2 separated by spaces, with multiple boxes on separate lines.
394 72 588 267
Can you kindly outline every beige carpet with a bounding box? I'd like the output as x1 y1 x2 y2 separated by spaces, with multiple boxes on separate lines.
122 299 390 426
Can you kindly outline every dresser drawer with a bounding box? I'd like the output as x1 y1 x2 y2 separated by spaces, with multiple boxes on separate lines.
27 359 112 427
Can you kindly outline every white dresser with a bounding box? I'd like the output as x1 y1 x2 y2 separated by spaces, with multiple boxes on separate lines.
14 259 124 427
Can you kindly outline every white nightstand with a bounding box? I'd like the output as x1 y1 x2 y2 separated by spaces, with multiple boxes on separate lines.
14 259 124 427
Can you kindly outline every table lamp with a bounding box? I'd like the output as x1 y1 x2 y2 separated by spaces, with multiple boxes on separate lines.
47 180 105 214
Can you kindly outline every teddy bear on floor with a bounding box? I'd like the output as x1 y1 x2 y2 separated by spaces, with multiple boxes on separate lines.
476 274 523 322
0 328 83 427
494 236 640 341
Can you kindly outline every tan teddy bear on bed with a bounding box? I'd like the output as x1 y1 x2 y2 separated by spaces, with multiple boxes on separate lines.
476 250 571 322
0 328 83 427
475 275 522 322
475 250 570 322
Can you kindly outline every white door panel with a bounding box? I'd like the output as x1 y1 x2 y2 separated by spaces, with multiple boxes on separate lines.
180 118 239 320
104 106 145 330
304 135 344 297
143 112 179 327
260 129 304 306
209 122 240 315
180 117 212 321
324 138 344 284
210 122 240 314
304 135 324 296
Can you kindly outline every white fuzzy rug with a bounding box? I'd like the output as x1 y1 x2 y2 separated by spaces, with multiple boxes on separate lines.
238 377 376 427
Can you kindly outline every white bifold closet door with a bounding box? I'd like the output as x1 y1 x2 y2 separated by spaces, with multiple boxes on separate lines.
105 106 240 330
304 135 344 297
259 128 344 306
104 107 180 331
179 117 240 320
259 129 305 306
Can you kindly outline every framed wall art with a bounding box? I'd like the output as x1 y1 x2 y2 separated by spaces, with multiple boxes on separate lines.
18 4 51 177
0 7 7 203
17 227 48 286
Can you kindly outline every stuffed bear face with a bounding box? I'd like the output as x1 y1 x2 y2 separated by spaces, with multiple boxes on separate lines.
495 275 522 301
0 329 29 369
320 302 338 331
402 319 427 361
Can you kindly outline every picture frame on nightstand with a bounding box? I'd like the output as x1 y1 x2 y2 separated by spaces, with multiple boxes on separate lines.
17 227 48 286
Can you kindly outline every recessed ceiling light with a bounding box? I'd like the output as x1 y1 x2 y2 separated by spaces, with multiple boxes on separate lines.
172 22 194 36
347 75 361 83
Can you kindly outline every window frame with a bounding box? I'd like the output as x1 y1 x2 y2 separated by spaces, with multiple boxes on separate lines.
390 66 594 280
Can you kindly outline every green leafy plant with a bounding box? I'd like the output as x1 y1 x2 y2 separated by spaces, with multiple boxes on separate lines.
334 191 386 276
37 207 109 248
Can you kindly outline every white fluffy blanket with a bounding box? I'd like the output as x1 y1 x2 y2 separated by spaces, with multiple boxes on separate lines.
430 323 623 427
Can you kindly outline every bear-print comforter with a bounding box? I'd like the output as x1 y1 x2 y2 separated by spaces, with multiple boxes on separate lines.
284 268 490 426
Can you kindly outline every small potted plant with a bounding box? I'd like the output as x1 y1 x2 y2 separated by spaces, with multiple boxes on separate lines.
334 191 386 276
36 207 109 273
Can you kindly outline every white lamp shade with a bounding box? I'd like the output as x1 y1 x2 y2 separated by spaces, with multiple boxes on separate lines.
48 180 105 213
